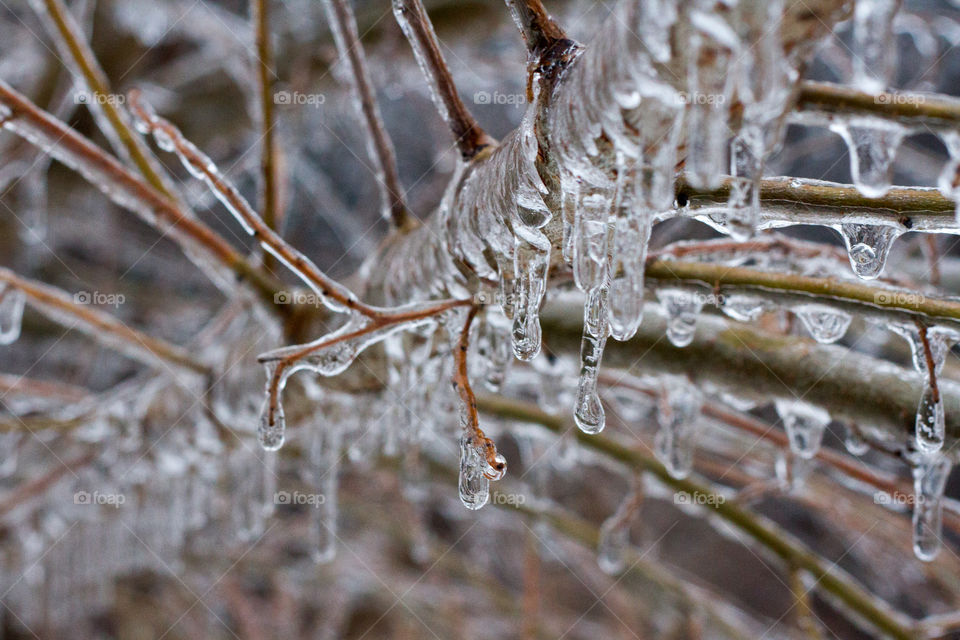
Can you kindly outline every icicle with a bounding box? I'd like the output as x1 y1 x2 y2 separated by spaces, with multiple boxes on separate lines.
794 304 851 344
774 399 830 459
458 435 490 510
937 130 960 224
831 122 904 198
721 294 765 322
838 223 901 279
475 311 512 392
309 425 342 563
512 240 549 361
851 0 900 94
683 11 737 189
911 453 952 562
726 128 763 239
608 174 651 341
597 483 643 575
258 364 287 451
0 284 26 345
915 385 945 455
575 287 609 434
654 380 703 479
657 289 703 347
573 190 613 293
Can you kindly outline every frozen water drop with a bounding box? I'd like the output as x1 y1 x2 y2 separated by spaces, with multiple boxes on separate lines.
257 399 285 451
794 304 851 344
838 223 901 280
843 425 870 456
722 295 765 322
657 289 703 348
511 241 549 361
575 287 608 434
654 382 702 479
915 384 945 454
775 399 830 459
458 435 490 510
831 123 904 198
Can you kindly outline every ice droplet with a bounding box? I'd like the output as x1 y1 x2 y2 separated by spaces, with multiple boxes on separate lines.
309 425 342 563
911 453 952 562
915 384 945 454
794 304 851 344
573 190 613 293
654 382 703 479
838 223 901 280
775 399 830 459
0 284 26 345
458 435 490 510
843 425 870 456
721 294 765 322
851 0 900 94
597 481 643 575
575 287 608 434
831 123 904 198
608 212 651 341
258 398 285 451
657 289 703 347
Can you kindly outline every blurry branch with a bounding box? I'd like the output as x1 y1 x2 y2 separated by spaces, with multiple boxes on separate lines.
504 0 567 57
643 258 960 325
251 0 279 233
0 374 90 403
0 82 284 312
322 0 409 228
476 394 916 640
30 0 181 202
796 80 960 128
0 452 95 519
538 300 960 446
678 176 957 231
392 0 495 160
0 268 210 375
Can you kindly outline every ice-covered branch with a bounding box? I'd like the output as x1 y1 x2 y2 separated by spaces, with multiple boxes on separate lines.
251 0 280 232
393 0 495 160
476 394 917 640
0 268 210 375
322 0 409 228
504 0 567 57
0 81 283 309
796 80 960 129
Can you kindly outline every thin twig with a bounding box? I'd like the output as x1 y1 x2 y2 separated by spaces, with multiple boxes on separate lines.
916 321 941 405
392 0 495 160
323 0 409 228
31 0 180 200
251 0 279 233
453 305 504 475
0 268 210 375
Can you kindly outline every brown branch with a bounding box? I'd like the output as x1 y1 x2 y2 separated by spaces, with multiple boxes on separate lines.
0 453 95 519
323 0 409 228
916 321 940 404
0 268 210 375
0 81 283 311
796 80 960 128
504 0 567 57
31 0 180 200
392 0 495 160
251 0 280 234
0 374 89 402
127 90 370 316
453 305 504 476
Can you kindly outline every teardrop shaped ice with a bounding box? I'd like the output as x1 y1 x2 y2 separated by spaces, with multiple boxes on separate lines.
775 399 830 459
458 435 490 510
843 425 870 456
654 382 703 479
794 305 851 344
257 398 285 451
511 240 548 361
575 287 608 434
722 294 765 322
915 384 945 454
831 122 904 198
838 223 901 280
657 289 703 347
